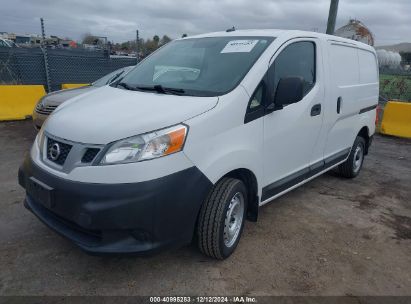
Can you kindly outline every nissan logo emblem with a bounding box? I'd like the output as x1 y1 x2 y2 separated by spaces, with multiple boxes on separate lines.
49 143 61 161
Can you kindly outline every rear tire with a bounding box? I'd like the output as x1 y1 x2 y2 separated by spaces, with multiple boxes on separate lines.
338 136 366 178
197 177 247 259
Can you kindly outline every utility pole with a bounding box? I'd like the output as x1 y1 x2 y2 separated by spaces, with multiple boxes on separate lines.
136 30 140 62
326 0 339 35
40 18 52 92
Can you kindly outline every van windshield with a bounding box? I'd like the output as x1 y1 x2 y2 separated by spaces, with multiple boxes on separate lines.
117 36 274 97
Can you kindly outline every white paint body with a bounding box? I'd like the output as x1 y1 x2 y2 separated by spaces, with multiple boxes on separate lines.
35 30 378 205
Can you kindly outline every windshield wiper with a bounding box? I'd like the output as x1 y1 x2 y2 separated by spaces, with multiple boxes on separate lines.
135 85 185 95
117 82 138 91
117 83 186 95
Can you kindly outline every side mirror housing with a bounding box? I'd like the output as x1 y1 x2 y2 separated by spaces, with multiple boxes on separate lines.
274 77 304 107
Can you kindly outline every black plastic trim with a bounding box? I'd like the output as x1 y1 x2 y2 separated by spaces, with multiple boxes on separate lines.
261 167 309 201
244 79 269 124
324 148 351 166
261 148 350 201
244 107 265 124
310 103 322 116
359 104 377 114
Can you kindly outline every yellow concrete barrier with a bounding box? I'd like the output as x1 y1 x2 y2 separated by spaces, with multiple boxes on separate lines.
0 85 46 121
61 83 89 89
380 101 411 138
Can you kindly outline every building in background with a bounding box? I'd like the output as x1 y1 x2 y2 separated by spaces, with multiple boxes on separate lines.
335 19 374 46
0 32 77 48
14 34 31 44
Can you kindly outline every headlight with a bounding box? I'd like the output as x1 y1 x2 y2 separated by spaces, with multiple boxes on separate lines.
99 124 188 165
36 95 47 108
36 128 45 154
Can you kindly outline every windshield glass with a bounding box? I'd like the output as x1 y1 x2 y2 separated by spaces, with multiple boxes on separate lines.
118 36 274 96
93 66 133 87
6 40 18 48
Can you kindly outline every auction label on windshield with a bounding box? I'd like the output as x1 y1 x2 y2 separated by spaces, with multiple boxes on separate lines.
221 40 259 53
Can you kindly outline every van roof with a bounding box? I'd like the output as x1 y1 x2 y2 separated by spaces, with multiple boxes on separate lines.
185 29 375 52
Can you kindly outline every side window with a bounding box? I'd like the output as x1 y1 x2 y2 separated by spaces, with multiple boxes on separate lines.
272 41 316 98
249 83 264 111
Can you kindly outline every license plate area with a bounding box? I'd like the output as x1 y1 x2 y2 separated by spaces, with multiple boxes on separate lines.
26 177 54 208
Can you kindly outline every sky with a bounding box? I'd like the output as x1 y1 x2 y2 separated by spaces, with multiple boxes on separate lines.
1 0 410 46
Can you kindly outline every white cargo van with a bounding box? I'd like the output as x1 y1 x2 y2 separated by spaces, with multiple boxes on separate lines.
19 30 378 259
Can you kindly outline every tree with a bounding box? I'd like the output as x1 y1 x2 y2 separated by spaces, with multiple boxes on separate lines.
160 35 171 45
120 41 130 50
111 34 173 57
81 33 100 45
144 38 158 54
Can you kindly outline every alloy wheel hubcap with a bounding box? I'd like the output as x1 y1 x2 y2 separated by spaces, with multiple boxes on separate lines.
353 145 363 173
224 192 244 248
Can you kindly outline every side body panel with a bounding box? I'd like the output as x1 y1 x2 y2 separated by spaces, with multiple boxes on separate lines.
323 41 378 159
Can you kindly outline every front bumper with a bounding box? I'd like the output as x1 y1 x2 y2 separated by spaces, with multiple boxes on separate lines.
18 154 212 254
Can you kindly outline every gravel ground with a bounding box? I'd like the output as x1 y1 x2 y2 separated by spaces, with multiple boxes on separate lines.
0 120 410 296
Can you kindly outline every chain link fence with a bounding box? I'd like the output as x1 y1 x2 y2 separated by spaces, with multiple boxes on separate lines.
1 46 410 102
379 69 411 102
0 47 137 91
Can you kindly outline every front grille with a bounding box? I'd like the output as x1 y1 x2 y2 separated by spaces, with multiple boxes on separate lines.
35 103 58 115
81 148 100 163
46 137 72 166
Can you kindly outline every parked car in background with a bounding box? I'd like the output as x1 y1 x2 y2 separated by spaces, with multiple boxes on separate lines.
32 66 134 129
0 38 19 48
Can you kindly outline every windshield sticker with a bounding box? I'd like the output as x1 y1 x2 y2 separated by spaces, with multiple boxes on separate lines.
221 40 259 53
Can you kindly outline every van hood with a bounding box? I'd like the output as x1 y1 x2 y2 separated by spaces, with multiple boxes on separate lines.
44 86 218 144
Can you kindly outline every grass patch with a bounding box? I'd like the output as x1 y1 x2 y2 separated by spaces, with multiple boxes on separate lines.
380 74 411 102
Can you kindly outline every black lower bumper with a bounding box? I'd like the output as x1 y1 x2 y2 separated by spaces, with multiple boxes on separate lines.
18 154 212 255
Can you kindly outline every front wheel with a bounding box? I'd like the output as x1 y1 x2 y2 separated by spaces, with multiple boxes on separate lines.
197 178 247 259
338 136 366 178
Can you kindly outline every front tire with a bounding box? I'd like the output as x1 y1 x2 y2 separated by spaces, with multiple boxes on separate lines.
338 136 366 178
197 178 247 259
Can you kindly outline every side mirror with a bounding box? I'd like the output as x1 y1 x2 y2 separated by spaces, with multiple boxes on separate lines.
274 77 304 107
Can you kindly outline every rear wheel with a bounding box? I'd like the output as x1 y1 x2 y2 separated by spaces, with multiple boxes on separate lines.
197 178 247 259
338 136 366 178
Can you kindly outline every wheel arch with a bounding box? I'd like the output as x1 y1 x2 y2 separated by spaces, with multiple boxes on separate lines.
357 126 370 155
220 168 259 222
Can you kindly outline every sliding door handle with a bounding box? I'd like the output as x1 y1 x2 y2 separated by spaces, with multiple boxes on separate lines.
337 97 342 114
